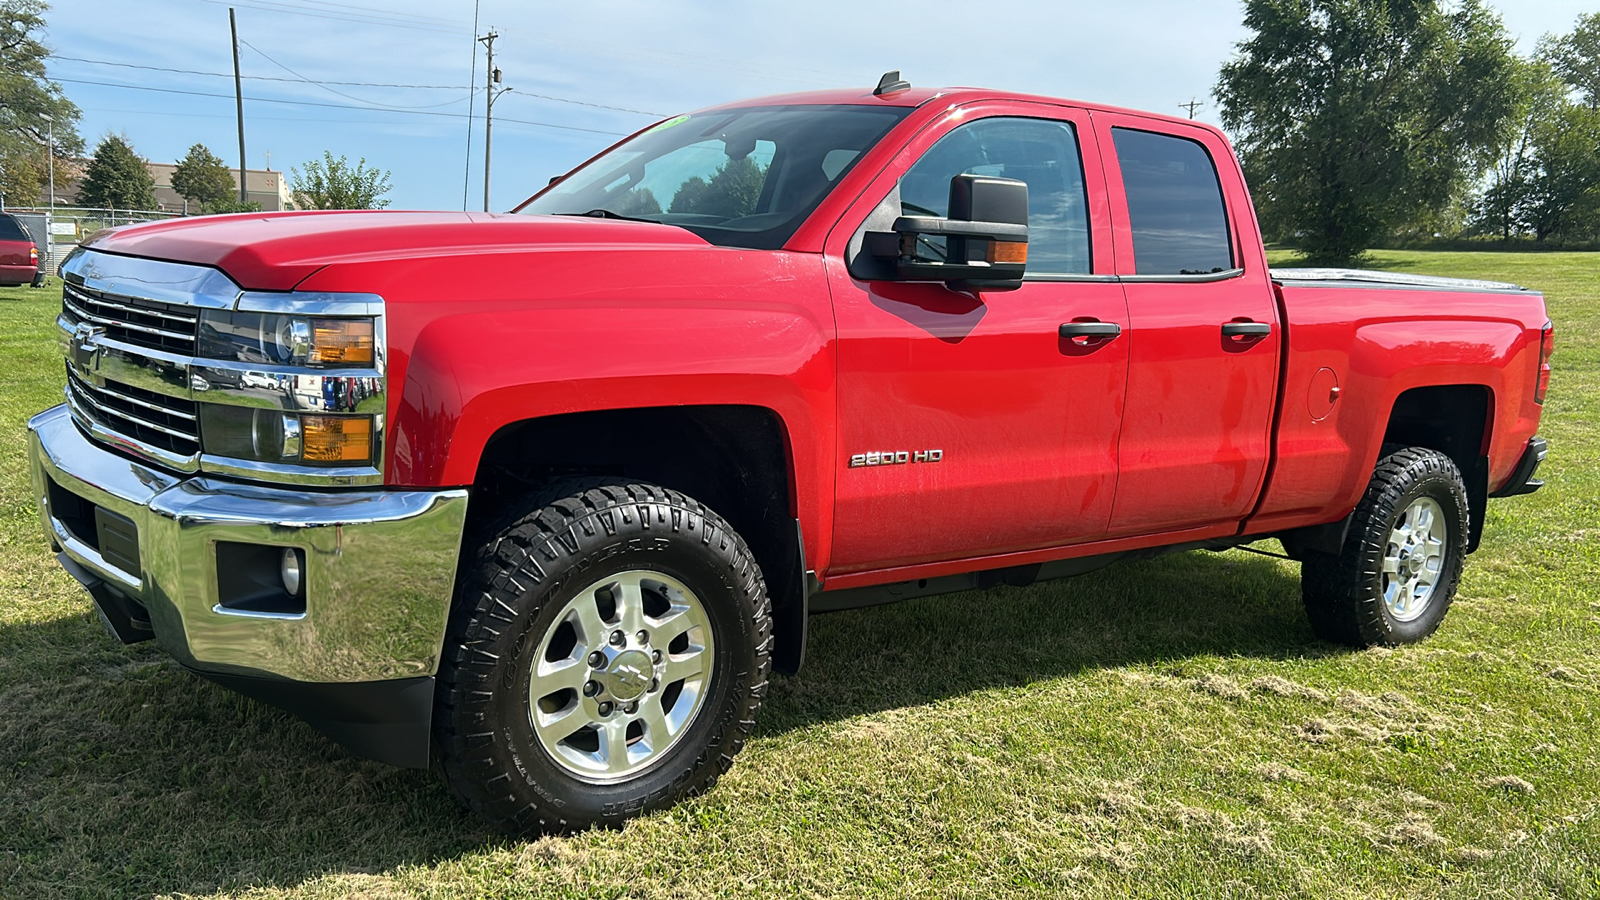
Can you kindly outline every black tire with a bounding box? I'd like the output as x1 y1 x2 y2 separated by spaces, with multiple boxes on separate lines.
434 479 771 834
1301 446 1469 647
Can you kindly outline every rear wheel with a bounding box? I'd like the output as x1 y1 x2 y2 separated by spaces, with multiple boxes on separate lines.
1301 447 1469 647
434 480 771 833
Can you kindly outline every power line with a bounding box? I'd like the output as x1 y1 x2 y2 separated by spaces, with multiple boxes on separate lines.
197 0 471 35
49 54 472 90
506 90 662 117
48 77 630 135
77 104 391 124
46 54 663 115
239 38 469 109
463 0 481 211
273 0 459 28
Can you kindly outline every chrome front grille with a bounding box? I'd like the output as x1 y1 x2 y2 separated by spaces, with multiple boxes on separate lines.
62 282 199 355
66 364 200 456
56 250 387 486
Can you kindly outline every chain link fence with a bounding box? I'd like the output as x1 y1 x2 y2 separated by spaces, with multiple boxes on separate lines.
0 207 181 275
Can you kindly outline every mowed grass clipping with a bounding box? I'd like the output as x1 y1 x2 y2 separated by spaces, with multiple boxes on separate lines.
0 250 1596 899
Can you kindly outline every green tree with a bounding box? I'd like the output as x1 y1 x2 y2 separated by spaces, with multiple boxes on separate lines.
77 134 156 211
1519 103 1600 242
667 156 765 218
206 197 262 214
290 151 392 210
1472 58 1569 239
1543 12 1600 109
0 0 82 206
1215 0 1518 264
170 143 235 213
613 187 661 217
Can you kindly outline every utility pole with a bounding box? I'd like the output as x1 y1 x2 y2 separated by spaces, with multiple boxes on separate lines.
43 113 54 266
1180 98 1204 120
230 8 248 203
479 29 511 212
43 114 54 218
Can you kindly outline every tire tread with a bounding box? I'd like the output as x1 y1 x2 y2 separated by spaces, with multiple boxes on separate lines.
1301 446 1469 647
434 478 771 833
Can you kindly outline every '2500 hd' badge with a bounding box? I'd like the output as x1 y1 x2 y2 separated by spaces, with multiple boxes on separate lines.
849 449 943 468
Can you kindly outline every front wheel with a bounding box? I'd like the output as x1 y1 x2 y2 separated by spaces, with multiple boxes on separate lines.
434 480 772 833
1301 447 1469 647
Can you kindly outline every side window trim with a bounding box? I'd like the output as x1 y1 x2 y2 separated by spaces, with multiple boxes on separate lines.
1025 269 1245 285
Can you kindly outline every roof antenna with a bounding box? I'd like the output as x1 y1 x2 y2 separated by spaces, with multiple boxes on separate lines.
874 70 911 95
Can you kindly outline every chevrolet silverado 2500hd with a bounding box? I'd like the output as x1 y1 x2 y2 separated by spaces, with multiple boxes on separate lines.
29 76 1551 832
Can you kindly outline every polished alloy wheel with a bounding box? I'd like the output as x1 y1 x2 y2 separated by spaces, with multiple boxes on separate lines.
528 570 715 783
1380 497 1447 623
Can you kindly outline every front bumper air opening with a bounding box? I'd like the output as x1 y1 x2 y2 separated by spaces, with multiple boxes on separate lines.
216 541 307 617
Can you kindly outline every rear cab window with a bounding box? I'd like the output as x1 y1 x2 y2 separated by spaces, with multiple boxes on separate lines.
1109 128 1233 275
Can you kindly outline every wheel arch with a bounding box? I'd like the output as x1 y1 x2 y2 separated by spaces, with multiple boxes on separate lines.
468 404 811 673
1379 383 1494 552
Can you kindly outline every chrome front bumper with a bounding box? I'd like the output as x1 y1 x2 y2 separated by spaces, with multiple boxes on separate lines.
28 403 469 684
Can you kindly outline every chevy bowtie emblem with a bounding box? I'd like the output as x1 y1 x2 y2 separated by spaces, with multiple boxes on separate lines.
71 322 106 372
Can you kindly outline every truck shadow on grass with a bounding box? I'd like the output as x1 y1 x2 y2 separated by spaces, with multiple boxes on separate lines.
762 548 1323 733
0 549 1317 897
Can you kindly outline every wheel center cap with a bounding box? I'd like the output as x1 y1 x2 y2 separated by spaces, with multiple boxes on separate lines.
602 649 653 701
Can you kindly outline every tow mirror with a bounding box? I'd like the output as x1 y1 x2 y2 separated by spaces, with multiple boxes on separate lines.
865 174 1028 291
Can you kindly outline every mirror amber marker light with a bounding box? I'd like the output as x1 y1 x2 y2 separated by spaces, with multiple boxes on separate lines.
309 319 375 365
301 415 373 463
987 241 1027 264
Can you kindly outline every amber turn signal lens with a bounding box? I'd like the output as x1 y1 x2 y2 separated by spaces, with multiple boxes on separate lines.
309 318 375 365
987 241 1028 264
300 415 372 463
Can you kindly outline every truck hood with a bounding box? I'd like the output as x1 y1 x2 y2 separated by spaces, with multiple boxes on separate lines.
80 210 711 291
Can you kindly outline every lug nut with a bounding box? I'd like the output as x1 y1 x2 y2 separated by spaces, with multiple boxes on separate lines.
583 681 600 697
597 702 613 716
624 701 638 714
649 678 659 693
610 630 625 646
651 650 663 664
636 630 649 644
588 651 605 668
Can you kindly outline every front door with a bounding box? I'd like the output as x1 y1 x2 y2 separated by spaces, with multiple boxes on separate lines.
826 107 1130 574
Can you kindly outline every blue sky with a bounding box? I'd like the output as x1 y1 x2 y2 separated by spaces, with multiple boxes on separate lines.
42 0 1596 212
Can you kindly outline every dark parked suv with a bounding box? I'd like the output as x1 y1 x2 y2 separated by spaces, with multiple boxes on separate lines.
0 212 44 287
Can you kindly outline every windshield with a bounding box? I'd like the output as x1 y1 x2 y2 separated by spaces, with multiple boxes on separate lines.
518 104 913 249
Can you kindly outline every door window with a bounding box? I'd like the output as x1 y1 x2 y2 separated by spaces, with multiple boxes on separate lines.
1110 128 1233 275
900 117 1091 275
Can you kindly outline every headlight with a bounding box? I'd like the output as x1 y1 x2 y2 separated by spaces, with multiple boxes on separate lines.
199 311 375 367
200 407 373 466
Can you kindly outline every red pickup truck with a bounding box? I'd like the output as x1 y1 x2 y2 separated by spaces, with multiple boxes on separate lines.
29 76 1551 833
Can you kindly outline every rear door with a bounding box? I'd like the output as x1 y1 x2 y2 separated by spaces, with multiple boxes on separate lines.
824 103 1130 573
1091 114 1280 535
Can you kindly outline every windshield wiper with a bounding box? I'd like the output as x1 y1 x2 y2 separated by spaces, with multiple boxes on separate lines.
556 208 661 224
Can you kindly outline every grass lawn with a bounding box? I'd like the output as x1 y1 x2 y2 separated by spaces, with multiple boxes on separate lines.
1 250 1596 898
